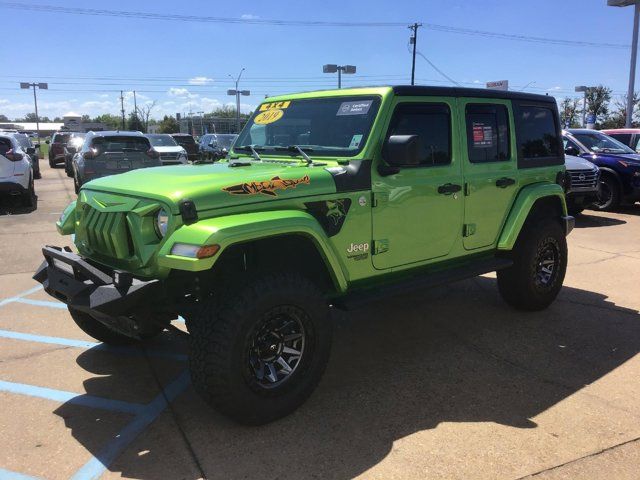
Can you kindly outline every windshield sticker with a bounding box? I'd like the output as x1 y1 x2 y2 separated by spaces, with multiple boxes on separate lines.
259 101 291 111
337 100 373 116
223 175 310 197
472 122 493 147
349 134 363 149
254 109 284 125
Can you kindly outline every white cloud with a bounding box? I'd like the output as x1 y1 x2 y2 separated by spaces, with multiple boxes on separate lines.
168 87 199 99
472 80 481 84
189 76 214 85
82 100 114 110
241 13 259 20
547 86 562 91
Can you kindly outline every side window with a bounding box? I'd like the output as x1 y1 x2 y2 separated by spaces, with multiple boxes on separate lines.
609 133 631 147
385 103 451 167
514 103 562 166
465 104 510 163
0 138 12 156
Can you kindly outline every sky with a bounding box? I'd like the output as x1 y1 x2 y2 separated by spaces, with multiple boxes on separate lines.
0 0 636 121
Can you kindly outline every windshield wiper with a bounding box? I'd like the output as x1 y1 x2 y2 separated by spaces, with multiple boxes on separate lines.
234 145 264 162
274 145 317 165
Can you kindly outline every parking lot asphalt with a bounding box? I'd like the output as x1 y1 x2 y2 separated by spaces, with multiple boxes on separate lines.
1 162 640 480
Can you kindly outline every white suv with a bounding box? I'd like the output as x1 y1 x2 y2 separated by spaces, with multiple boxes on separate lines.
0 133 37 208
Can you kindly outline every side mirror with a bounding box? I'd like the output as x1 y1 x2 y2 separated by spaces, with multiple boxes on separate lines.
26 147 35 154
565 146 579 156
381 134 423 174
45 140 50 144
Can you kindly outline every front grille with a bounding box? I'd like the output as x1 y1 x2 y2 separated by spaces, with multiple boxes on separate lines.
83 207 132 259
160 153 180 163
568 169 599 190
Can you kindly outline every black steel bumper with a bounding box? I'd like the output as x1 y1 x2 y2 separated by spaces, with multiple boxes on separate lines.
33 246 161 318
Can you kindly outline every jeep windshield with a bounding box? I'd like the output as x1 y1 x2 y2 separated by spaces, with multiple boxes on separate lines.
573 132 635 154
234 96 381 158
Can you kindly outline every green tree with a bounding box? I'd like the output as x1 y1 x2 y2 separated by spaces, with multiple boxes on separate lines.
127 112 145 132
158 115 179 134
0 114 9 122
559 97 582 128
600 92 640 129
585 85 612 125
94 114 122 129
81 114 92 122
204 105 250 120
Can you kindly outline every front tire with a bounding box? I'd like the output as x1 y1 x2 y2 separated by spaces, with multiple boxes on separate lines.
68 307 164 345
21 177 37 208
188 272 332 425
497 218 567 311
592 174 620 211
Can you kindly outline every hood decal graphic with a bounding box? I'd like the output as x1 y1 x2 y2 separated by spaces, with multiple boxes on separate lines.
222 175 310 196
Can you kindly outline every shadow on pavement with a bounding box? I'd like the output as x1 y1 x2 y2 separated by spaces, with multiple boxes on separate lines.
54 276 640 479
574 212 626 228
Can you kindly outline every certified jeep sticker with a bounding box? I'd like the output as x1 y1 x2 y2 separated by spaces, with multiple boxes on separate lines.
259 101 291 111
254 109 284 125
223 175 310 196
337 100 372 116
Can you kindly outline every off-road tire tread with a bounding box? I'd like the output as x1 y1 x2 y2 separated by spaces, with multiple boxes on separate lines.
497 217 567 311
188 272 332 425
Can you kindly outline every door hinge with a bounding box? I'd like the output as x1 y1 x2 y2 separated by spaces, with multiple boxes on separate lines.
463 224 476 237
464 183 471 196
371 193 378 207
372 239 389 255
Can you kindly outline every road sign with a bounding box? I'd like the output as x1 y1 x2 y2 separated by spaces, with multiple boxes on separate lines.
486 80 509 91
586 113 596 124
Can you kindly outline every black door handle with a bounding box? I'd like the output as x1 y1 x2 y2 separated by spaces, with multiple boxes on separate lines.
437 183 462 195
495 177 516 188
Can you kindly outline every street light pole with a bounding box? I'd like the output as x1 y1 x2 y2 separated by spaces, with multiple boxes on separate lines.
322 64 357 89
227 69 250 133
575 86 591 127
608 0 640 127
20 82 48 141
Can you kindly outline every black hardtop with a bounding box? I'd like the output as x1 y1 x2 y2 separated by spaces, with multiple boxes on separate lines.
392 85 556 104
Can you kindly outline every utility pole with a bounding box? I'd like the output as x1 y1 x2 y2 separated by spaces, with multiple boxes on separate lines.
133 90 138 121
120 90 125 130
19 82 47 141
197 111 204 136
608 1 640 127
227 68 250 133
409 23 422 86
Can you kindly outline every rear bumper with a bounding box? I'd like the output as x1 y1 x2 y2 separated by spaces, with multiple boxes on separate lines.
33 246 161 318
0 181 27 195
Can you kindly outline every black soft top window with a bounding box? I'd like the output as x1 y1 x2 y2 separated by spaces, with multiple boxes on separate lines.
465 104 510 163
514 102 563 168
53 133 70 144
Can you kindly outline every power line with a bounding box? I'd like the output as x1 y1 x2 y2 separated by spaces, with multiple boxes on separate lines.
0 1 630 49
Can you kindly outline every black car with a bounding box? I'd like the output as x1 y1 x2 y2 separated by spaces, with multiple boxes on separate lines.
170 134 199 161
64 133 87 177
198 133 237 162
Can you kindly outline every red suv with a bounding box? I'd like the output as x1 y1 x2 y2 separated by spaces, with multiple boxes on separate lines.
47 132 71 167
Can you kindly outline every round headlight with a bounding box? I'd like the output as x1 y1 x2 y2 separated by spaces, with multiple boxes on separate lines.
156 208 169 237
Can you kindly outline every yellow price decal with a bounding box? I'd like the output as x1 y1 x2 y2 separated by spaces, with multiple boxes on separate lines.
259 101 291 111
254 109 284 125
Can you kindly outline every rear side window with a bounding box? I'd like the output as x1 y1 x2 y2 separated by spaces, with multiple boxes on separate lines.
91 136 150 152
465 104 510 163
514 103 562 167
53 133 70 144
386 103 451 167
174 136 195 145
608 133 632 147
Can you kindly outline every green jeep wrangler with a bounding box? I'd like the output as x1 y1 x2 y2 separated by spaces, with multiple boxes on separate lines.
34 86 573 424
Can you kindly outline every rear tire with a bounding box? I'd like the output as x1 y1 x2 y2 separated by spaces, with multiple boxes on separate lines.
21 177 37 208
592 174 620 211
68 307 164 346
188 272 332 425
497 218 567 311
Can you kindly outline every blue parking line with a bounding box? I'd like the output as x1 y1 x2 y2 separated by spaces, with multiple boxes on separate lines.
70 370 191 480
0 285 43 307
0 467 43 480
0 380 145 415
0 329 187 362
14 298 66 309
